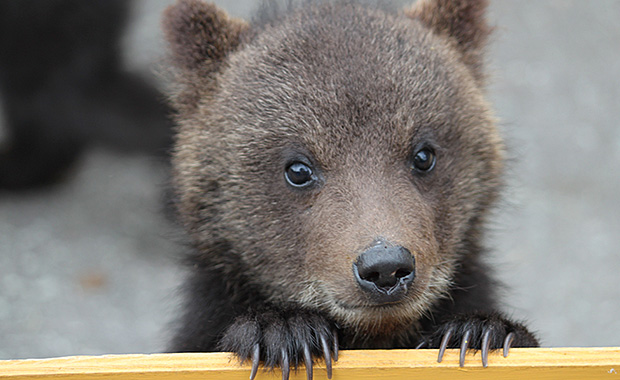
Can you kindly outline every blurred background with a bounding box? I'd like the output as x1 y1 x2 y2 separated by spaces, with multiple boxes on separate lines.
1 0 619 359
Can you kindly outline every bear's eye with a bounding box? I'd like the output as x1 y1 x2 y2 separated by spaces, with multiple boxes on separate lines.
412 147 436 172
285 162 315 187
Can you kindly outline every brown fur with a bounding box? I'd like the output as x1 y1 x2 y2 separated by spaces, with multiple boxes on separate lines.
162 0 248 112
163 0 537 368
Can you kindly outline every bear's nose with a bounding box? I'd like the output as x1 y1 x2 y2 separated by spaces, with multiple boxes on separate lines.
353 242 415 304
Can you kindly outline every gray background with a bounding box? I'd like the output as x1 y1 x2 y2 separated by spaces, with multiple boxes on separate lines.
1 0 619 359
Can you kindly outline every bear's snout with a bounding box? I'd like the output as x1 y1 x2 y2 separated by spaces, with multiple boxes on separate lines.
353 241 415 304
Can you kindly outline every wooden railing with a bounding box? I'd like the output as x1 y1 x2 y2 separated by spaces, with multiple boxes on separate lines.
1 348 619 379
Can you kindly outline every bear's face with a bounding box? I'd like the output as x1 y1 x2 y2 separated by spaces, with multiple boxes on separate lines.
168 1 502 336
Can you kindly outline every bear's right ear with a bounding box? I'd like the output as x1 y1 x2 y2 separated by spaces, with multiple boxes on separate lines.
162 0 248 73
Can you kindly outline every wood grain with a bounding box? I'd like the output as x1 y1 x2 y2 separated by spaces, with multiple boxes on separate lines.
2 348 619 379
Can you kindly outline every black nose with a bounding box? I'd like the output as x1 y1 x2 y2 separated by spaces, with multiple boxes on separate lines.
353 242 415 304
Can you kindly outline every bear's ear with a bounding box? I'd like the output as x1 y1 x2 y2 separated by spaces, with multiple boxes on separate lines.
162 0 248 73
405 0 491 82
162 0 249 112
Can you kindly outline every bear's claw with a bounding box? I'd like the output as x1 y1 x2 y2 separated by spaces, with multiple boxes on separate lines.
503 331 516 358
428 312 539 368
250 343 260 380
319 333 332 379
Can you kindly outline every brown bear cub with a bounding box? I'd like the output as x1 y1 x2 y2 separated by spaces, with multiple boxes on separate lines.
162 0 539 378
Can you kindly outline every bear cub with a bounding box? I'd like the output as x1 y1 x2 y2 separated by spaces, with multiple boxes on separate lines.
162 0 539 378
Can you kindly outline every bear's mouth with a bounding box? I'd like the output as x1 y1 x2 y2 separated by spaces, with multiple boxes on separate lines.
325 274 433 314
332 296 410 311
335 300 404 310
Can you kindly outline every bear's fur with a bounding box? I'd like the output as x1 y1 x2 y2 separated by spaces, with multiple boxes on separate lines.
162 0 538 375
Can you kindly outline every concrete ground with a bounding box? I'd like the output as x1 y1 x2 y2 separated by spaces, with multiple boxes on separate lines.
1 0 619 359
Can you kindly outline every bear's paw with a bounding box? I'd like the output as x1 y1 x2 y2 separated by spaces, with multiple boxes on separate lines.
421 312 539 367
218 309 338 380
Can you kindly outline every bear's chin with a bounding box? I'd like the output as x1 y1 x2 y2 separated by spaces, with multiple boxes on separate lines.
325 299 428 342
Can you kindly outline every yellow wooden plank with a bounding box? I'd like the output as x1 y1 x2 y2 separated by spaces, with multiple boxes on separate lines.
1 348 619 380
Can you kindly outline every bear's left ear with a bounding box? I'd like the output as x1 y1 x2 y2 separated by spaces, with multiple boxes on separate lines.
405 0 491 82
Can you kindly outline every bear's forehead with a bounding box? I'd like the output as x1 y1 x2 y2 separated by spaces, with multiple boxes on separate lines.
213 2 483 165
227 2 458 105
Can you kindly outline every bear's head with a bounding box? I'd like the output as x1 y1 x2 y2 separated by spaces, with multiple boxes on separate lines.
163 0 502 340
